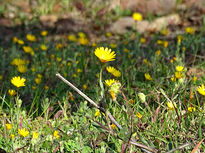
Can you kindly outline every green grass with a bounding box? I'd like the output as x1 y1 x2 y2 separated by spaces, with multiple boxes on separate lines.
0 27 204 152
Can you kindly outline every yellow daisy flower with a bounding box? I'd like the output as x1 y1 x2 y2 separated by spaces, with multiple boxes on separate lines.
40 44 47 51
176 66 184 72
11 76 26 88
11 58 26 66
175 72 183 79
6 124 12 130
18 128 29 137
198 84 205 96
95 109 100 117
68 34 76 42
41 30 48 36
26 34 36 42
132 12 143 21
136 112 142 119
53 130 60 139
94 47 116 63
17 65 27 73
105 79 116 87
167 102 176 110
145 73 152 81
185 27 195 34
188 106 196 113
106 66 116 73
111 123 116 129
32 131 39 139
8 89 16 96
112 69 121 77
23 46 34 54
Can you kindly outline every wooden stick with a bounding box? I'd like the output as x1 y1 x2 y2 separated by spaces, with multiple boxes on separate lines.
56 73 157 153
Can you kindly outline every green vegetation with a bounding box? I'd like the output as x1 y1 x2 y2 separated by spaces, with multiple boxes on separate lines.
0 1 204 152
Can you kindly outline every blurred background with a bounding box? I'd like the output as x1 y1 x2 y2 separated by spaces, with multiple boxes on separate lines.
0 0 205 43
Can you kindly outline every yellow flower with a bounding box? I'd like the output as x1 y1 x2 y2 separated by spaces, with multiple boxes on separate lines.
95 109 100 117
171 76 176 82
78 32 86 38
157 40 163 45
11 76 26 88
111 124 116 129
0 75 2 80
144 73 152 81
92 42 97 47
56 57 62 62
23 46 34 54
143 59 148 64
185 27 195 34
188 106 196 113
161 29 168 36
11 58 26 66
37 74 42 79
109 82 121 98
67 62 71 66
68 34 76 41
8 89 16 96
106 32 112 37
123 48 130 53
177 35 183 44
13 36 18 43
77 69 82 73
73 74 77 78
175 72 183 79
109 90 116 100
182 47 186 52
193 76 197 82
140 37 146 44
167 102 176 110
17 65 27 73
31 66 36 72
136 112 142 119
105 79 116 87
32 131 39 139
6 124 12 130
94 47 116 63
53 130 60 139
129 99 134 104
78 37 88 45
45 85 49 90
10 134 15 139
32 86 36 90
41 30 48 36
40 44 47 51
170 59 174 63
83 84 87 90
50 54 55 59
26 34 36 42
198 84 205 96
110 43 117 48
35 77 41 84
156 50 161 56
112 69 121 77
163 41 168 48
56 43 63 50
17 39 24 45
106 66 116 73
18 128 29 137
132 12 143 21
176 65 184 72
